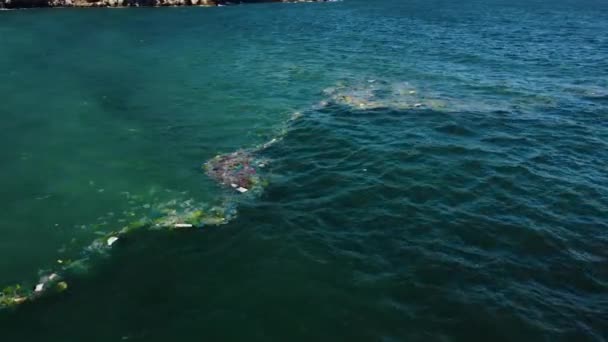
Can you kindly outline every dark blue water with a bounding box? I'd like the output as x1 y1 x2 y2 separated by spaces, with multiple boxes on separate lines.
0 0 607 340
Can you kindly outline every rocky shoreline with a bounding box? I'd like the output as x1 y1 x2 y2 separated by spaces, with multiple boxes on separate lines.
0 0 323 9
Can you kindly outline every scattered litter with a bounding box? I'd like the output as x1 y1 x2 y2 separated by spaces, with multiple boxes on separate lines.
205 150 263 193
106 236 119 247
1 275 69 308
174 223 193 229
262 138 278 149
12 297 27 305
56 282 68 292
1 285 27 308
321 80 447 111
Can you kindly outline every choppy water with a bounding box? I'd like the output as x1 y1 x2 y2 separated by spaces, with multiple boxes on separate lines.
1 0 607 340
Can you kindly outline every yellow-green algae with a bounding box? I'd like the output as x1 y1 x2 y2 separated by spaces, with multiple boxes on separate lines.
0 149 264 310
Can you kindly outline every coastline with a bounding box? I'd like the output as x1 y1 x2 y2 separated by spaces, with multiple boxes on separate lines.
0 0 324 9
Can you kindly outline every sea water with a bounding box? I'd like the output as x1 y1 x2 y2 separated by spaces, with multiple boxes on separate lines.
0 0 607 340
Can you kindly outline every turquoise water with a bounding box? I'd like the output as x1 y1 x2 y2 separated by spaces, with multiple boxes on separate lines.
1 0 607 340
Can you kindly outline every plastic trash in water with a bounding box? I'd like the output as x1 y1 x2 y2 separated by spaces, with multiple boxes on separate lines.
107 236 119 247
0 285 28 308
204 149 265 194
56 282 68 292
320 79 449 111
0 271 71 309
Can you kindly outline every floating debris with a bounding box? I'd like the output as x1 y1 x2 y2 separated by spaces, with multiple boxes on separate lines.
261 138 279 149
321 80 446 111
0 285 28 308
56 282 68 292
205 150 265 194
106 236 119 247
1 272 70 310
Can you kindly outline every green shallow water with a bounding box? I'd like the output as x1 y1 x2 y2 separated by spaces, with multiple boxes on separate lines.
1 0 607 340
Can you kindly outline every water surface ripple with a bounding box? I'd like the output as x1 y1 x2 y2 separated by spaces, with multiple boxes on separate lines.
0 0 607 341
